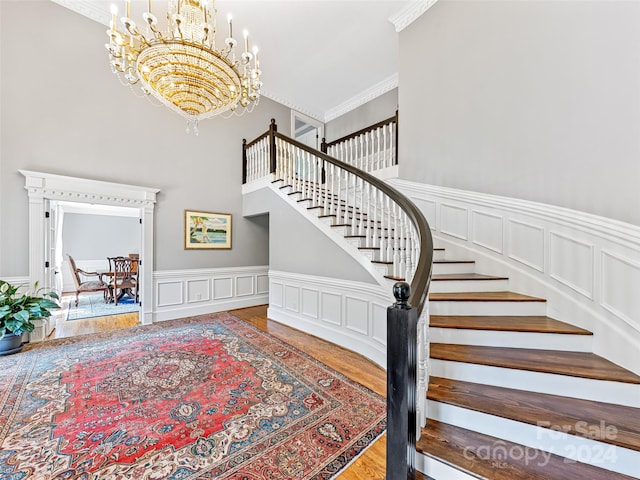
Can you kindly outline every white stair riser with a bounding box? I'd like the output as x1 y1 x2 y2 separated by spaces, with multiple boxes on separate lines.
427 400 640 478
432 262 476 275
429 359 640 408
429 328 593 352
416 453 479 480
429 300 547 316
430 279 509 293
359 249 377 261
319 216 336 226
433 249 446 261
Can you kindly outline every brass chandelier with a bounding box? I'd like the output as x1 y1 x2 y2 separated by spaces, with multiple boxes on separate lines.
106 0 262 132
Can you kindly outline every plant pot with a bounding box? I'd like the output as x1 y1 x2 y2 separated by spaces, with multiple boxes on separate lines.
0 332 24 356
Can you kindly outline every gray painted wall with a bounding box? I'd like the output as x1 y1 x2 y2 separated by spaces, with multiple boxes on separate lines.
325 89 398 142
0 1 291 277
62 213 139 261
244 188 376 283
399 1 640 226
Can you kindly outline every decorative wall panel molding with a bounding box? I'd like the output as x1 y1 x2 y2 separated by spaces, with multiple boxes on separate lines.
236 275 255 297
549 231 595 300
302 288 319 318
413 198 437 231
153 266 268 322
345 297 369 335
213 278 233 300
156 281 183 307
472 210 504 254
186 279 210 303
601 250 640 333
390 179 640 374
507 219 545 272
268 270 393 368
321 292 342 326
440 203 469 240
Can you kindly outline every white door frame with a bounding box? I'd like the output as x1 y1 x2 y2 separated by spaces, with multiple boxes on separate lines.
19 170 160 327
291 110 324 150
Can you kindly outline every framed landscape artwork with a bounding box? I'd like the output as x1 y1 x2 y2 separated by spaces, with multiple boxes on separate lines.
185 210 232 249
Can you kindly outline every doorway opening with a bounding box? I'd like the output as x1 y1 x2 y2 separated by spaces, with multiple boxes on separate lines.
53 201 142 338
291 110 324 150
20 170 160 341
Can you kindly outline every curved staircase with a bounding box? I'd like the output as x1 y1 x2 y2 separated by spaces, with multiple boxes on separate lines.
242 120 640 479
417 247 640 479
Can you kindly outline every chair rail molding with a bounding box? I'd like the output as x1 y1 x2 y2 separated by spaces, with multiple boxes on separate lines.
390 178 640 375
19 170 160 329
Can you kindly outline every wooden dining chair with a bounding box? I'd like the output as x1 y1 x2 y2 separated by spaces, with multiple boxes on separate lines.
107 256 139 305
67 255 109 306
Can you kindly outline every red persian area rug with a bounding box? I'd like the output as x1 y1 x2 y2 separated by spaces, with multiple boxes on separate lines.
0 313 386 479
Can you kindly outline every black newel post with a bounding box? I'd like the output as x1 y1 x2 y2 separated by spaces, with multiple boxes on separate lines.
394 109 399 166
320 137 327 184
269 118 278 174
387 281 417 480
242 138 248 184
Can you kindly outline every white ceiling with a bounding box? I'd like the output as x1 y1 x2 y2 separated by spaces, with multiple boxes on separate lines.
51 0 433 122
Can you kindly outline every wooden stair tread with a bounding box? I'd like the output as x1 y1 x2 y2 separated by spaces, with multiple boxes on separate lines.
430 343 640 384
430 315 593 335
429 291 546 302
417 420 637 480
434 259 475 264
432 273 508 281
428 376 640 452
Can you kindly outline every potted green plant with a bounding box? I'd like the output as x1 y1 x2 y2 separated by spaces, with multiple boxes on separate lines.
0 280 59 355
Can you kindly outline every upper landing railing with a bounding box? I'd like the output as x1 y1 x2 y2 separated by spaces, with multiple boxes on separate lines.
321 112 398 172
243 119 432 479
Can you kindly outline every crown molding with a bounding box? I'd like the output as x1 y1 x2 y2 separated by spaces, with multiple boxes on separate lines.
324 73 398 123
260 88 325 123
389 0 439 32
50 0 110 26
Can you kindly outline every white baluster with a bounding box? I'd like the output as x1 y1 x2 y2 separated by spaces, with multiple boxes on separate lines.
371 186 378 249
392 203 400 278
399 211 407 281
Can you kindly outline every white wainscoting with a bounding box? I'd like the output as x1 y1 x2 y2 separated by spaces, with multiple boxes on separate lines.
268 270 394 368
153 266 269 322
391 179 640 375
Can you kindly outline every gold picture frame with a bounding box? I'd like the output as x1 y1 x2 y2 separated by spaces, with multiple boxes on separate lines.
184 210 232 249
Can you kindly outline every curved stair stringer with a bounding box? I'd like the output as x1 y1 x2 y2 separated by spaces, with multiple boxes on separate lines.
269 176 396 291
242 178 396 368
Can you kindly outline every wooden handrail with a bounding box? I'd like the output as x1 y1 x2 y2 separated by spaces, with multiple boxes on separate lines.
324 113 397 149
272 129 432 314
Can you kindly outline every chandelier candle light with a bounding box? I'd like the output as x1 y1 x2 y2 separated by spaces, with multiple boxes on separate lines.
106 0 262 133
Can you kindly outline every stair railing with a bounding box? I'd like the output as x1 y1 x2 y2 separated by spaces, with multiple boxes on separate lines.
321 111 398 173
244 119 432 480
